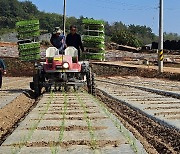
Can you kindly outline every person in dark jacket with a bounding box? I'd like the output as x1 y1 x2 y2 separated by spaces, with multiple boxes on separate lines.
66 25 84 60
0 59 6 88
50 27 65 54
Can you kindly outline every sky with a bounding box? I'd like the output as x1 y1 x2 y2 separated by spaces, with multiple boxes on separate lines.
19 0 180 35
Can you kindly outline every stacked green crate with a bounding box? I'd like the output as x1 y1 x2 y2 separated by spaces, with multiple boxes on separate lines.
16 20 40 61
18 42 40 61
16 20 40 39
82 19 105 61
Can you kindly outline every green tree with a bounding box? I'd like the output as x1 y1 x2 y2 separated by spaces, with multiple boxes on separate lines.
38 12 63 32
20 1 39 19
0 0 158 47
111 30 142 47
106 21 127 37
128 24 156 45
164 32 180 41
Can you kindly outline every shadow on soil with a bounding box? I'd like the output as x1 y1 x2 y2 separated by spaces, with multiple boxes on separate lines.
0 88 29 93
0 89 35 99
1 89 35 99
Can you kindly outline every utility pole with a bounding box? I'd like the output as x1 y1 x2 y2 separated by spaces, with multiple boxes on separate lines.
63 0 66 35
158 0 164 73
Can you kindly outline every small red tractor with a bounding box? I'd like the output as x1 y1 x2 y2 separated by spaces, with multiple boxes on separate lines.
30 47 95 97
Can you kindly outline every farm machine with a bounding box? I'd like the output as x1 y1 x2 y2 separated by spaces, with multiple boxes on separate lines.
16 20 95 97
16 17 105 97
30 46 95 97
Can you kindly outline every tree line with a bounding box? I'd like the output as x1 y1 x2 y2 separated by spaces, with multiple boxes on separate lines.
0 0 180 48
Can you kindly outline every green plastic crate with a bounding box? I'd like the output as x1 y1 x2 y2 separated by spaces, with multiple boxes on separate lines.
18 31 40 39
19 49 40 56
19 42 40 50
82 36 104 43
84 53 105 61
84 31 104 37
16 20 39 27
16 20 40 39
82 19 105 61
86 49 105 53
84 25 104 31
82 19 104 25
17 25 39 33
83 42 105 49
20 54 40 61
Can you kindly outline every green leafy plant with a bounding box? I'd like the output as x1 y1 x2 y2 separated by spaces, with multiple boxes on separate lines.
82 19 104 25
19 42 40 50
84 53 105 61
83 36 104 43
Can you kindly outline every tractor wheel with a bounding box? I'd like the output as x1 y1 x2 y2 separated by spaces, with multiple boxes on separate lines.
73 85 79 92
91 73 95 96
45 86 51 92
86 71 91 94
33 74 41 98
64 85 70 92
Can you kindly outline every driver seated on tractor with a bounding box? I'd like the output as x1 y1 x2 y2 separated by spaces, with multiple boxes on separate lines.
50 27 65 54
66 25 84 60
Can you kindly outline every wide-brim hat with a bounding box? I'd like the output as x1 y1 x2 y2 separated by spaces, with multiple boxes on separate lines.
53 27 63 34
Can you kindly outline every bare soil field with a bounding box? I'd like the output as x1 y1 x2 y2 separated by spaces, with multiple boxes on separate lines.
96 89 180 154
0 92 35 144
0 77 35 144
0 42 180 153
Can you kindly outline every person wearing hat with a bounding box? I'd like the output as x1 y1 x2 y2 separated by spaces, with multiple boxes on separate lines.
50 27 65 54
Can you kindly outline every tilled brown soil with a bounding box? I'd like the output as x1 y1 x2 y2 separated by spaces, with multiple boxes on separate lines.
96 89 180 154
0 91 36 145
5 140 122 149
31 116 107 121
1 57 34 77
25 125 107 131
44 111 98 115
92 63 180 81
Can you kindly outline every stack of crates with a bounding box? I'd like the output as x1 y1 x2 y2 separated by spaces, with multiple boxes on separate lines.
16 20 40 61
82 19 105 61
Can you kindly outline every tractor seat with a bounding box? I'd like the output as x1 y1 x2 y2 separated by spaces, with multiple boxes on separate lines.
46 47 59 63
65 46 78 63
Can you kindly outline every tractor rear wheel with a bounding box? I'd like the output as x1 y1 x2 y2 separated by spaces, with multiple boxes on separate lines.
45 86 51 92
33 74 41 98
64 85 70 92
91 73 95 96
86 71 91 94
86 69 95 95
